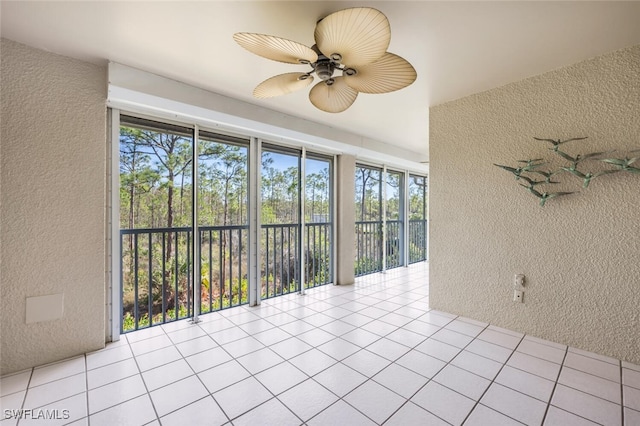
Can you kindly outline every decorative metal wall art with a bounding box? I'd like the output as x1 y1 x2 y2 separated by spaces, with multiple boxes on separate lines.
494 137 639 207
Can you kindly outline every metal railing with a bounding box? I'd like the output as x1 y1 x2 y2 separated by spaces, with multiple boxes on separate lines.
386 220 403 270
355 221 383 276
120 227 194 333
122 222 333 331
120 225 249 333
261 222 332 299
409 219 428 263
261 223 299 299
199 225 249 314
354 220 407 276
304 223 332 289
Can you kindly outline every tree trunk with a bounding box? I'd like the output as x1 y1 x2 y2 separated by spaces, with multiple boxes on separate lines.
166 173 174 254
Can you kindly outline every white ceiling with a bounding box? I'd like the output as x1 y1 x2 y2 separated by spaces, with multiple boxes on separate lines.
2 1 640 161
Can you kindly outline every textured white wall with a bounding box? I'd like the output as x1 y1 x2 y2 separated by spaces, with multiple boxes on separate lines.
429 45 640 363
1 39 107 374
336 155 356 285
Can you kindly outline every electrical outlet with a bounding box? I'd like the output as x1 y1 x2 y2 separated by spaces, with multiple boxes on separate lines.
514 274 525 288
513 289 524 303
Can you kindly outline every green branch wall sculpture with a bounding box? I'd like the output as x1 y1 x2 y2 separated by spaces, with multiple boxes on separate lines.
494 137 639 207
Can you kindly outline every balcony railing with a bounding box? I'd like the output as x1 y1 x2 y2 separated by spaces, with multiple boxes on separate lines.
199 225 249 314
262 223 299 299
120 227 194 333
261 222 332 299
355 221 383 276
121 222 332 332
304 223 332 289
355 220 406 277
386 220 403 270
409 219 428 263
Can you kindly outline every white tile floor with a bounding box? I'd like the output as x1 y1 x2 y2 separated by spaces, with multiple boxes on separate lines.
2 263 639 425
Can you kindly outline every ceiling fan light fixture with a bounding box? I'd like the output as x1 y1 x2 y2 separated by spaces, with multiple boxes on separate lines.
315 61 335 81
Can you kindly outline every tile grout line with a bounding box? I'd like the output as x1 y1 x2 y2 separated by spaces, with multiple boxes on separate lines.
84 354 90 426
620 359 624 426
480 342 617 421
13 369 89 417
274 277 443 425
301 294 454 425
14 368 34 426
127 328 163 425
369 314 468 425
161 280 529 423
155 319 236 424
539 342 569 424
80 346 142 413
459 330 527 425
338 323 454 424
566 348 620 366
190 316 304 424
424 327 555 391
558 363 622 385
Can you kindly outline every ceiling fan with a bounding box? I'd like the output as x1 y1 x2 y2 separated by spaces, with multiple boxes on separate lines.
233 7 417 113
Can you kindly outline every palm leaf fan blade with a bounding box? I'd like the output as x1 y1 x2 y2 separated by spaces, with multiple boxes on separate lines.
253 73 314 99
309 77 358 113
314 7 390 67
343 53 416 93
233 33 318 64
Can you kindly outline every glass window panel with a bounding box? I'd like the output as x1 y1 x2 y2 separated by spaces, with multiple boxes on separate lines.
386 170 403 221
408 173 428 263
355 165 382 222
261 150 300 225
305 157 331 223
409 174 427 220
198 135 248 226
119 118 193 230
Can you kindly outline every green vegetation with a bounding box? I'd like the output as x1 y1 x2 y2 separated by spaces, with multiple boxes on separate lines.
120 119 333 332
